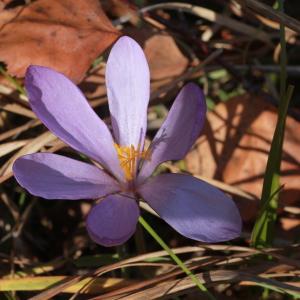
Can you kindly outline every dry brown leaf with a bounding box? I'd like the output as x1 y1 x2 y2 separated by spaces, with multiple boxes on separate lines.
143 34 189 80
80 31 189 101
0 0 12 4
185 94 300 221
0 0 120 83
0 0 12 11
124 25 189 80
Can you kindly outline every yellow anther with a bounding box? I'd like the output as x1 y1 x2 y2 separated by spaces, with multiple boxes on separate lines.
114 143 151 181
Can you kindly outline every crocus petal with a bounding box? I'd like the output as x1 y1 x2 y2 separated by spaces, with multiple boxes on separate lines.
138 83 206 182
25 66 123 181
138 173 242 242
106 36 150 148
86 194 140 246
13 153 120 199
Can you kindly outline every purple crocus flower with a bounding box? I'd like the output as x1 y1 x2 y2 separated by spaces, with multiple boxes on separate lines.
13 36 242 247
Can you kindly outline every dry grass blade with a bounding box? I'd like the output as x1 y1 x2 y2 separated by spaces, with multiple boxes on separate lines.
13 258 67 277
26 246 217 300
0 172 14 184
0 276 134 294
0 131 57 178
31 245 300 300
284 206 300 214
141 2 272 44
0 139 33 157
139 201 158 217
163 162 256 201
0 84 28 103
195 175 256 200
29 262 174 300
106 270 242 300
111 270 300 300
0 119 41 142
150 49 223 101
88 256 240 300
0 197 36 244
29 244 287 300
0 191 19 221
236 0 300 35
45 139 67 153
68 262 177 300
0 101 36 118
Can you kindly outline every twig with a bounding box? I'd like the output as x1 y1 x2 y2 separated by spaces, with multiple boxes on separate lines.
150 49 223 101
140 2 272 44
236 0 300 35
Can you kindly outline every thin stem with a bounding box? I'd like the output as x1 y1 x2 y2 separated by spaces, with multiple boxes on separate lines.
138 215 215 300
250 0 294 248
279 0 286 102
0 65 26 96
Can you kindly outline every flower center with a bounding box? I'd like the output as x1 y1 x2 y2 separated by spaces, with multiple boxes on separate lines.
114 143 151 181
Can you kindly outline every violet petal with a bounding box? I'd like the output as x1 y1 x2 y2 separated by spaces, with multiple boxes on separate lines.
106 36 150 148
138 173 242 242
13 153 119 199
138 83 206 182
25 66 123 181
86 194 140 246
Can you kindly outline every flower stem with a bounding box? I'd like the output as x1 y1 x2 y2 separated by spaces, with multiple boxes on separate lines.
138 215 215 300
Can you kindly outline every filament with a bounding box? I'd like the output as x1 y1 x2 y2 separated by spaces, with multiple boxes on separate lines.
114 143 151 181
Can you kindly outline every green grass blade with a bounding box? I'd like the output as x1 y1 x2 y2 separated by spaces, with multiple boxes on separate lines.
0 65 26 96
251 0 294 247
251 84 293 247
138 216 216 300
252 97 294 246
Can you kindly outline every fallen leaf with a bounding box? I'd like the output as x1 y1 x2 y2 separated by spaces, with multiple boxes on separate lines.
144 34 189 80
80 29 189 100
185 94 300 221
124 25 189 80
0 0 120 83
0 0 13 11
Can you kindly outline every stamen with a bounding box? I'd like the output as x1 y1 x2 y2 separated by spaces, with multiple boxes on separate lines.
114 143 151 181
